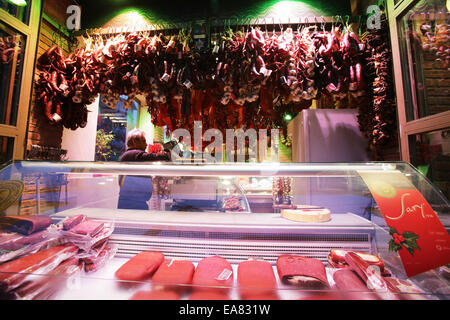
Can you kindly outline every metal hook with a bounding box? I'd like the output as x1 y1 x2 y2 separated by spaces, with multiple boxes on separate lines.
338 15 345 28
344 15 350 31
320 16 326 31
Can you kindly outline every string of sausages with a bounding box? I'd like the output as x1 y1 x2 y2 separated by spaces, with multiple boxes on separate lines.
0 36 22 65
356 16 397 159
35 24 394 151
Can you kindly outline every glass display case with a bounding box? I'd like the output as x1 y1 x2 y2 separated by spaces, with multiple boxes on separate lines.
0 161 449 300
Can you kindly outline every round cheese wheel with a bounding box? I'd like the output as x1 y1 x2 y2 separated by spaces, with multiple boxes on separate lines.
281 208 331 223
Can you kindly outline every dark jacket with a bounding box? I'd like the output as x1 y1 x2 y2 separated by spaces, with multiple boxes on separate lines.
119 149 170 162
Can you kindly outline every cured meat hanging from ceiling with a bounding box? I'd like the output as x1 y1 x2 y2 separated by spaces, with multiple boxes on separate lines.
35 18 396 152
356 14 398 160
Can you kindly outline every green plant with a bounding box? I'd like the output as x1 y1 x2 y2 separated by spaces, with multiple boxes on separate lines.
389 227 420 256
95 129 115 161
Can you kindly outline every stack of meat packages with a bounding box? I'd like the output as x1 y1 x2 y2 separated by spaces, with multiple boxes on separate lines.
0 214 115 300
60 214 116 274
115 249 425 300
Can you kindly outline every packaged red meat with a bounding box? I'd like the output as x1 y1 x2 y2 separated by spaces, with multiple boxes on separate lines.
277 255 329 289
189 291 231 300
0 232 23 250
223 197 244 212
81 238 108 262
0 230 52 252
130 290 180 300
382 278 428 300
12 257 83 300
89 227 112 250
63 215 87 231
344 252 399 295
238 259 277 299
152 259 195 290
69 220 104 237
192 256 234 292
333 268 369 291
83 245 117 273
0 215 53 236
0 244 79 292
328 249 385 271
57 221 114 253
115 251 165 282
332 269 379 300
0 230 65 264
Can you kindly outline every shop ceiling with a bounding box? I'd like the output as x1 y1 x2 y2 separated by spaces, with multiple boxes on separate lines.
76 0 352 29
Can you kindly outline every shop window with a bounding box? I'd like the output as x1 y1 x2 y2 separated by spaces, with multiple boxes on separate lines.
0 22 26 126
95 95 137 161
397 0 450 121
409 128 450 200
0 0 32 25
0 135 14 164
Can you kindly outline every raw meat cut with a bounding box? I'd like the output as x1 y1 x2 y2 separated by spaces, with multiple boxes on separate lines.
192 256 234 292
84 245 116 273
0 215 53 235
0 230 51 251
152 259 195 289
115 251 164 281
333 268 368 291
344 252 400 298
63 215 87 231
238 260 277 299
69 220 104 237
277 255 329 289
12 257 82 300
328 249 385 271
0 244 79 292
0 232 22 250
332 268 379 300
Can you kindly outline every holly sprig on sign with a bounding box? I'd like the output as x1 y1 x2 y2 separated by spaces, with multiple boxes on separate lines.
389 227 420 256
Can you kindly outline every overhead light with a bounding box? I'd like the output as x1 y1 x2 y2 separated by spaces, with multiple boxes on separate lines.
284 114 293 121
8 0 27 6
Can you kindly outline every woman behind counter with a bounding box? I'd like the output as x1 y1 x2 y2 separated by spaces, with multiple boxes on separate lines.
118 129 171 210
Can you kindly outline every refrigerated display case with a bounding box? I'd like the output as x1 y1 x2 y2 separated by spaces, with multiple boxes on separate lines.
0 161 449 300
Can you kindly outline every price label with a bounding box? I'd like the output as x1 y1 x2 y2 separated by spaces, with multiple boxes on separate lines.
216 268 233 281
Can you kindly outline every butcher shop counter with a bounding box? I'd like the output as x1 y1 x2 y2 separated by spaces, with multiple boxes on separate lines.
1 161 450 299
46 209 429 300
46 208 446 300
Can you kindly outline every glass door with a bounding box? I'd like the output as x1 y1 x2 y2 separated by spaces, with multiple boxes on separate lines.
0 0 41 164
387 0 450 200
